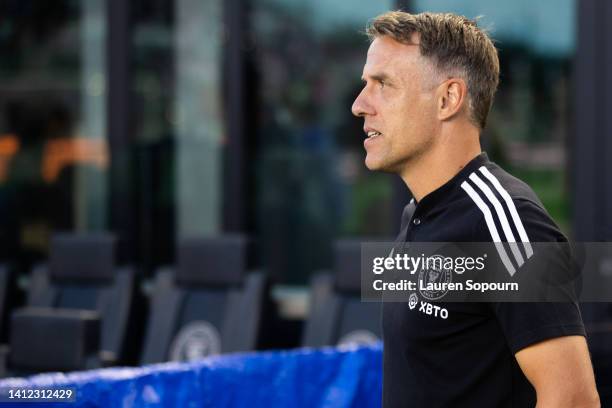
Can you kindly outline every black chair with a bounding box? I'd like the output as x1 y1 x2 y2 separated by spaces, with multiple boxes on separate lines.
0 265 12 342
0 264 24 376
302 240 381 347
141 235 269 364
2 233 137 375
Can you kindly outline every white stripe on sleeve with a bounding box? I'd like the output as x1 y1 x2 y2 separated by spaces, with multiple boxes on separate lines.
479 166 533 258
469 173 525 267
461 181 516 276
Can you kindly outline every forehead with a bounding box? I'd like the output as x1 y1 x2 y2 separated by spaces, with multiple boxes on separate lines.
363 36 425 80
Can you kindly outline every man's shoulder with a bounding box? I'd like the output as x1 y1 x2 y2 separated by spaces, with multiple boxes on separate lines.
455 161 565 243
459 161 543 204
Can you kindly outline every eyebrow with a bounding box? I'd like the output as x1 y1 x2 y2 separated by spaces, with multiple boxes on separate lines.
361 73 390 84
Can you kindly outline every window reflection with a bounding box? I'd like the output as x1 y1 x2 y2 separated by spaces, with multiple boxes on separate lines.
41 138 108 184
249 0 394 283
0 0 107 264
129 0 226 269
414 0 575 231
0 134 19 183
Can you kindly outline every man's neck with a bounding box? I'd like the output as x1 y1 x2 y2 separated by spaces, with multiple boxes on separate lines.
400 135 481 203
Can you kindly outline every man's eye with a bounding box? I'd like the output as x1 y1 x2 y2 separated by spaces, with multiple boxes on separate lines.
379 80 386 89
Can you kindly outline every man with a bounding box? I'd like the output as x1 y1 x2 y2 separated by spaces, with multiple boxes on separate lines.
351 11 600 407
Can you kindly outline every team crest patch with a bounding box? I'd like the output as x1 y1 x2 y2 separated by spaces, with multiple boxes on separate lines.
418 254 453 301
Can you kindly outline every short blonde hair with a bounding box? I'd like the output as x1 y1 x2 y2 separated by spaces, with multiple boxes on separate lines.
366 11 500 129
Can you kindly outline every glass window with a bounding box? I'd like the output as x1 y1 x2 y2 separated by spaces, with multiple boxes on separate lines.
174 0 224 237
249 0 395 283
130 0 225 268
0 1 107 266
414 0 576 232
130 0 176 268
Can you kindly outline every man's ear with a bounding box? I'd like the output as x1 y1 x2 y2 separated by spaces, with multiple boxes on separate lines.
437 78 468 121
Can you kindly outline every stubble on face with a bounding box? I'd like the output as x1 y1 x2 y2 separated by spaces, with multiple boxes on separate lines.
357 36 440 176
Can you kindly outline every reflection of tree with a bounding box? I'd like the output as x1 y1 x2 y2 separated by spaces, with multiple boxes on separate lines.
485 43 571 230
490 44 571 147
0 1 81 78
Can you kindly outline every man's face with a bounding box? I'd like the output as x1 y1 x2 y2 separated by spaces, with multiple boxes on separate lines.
352 35 439 173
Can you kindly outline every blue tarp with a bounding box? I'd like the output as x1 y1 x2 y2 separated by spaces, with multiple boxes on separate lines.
0 343 382 407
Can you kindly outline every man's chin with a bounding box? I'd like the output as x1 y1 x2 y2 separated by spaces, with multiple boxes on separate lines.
364 157 379 171
365 157 395 173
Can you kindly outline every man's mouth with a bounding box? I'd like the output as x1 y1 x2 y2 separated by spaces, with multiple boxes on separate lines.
367 131 382 139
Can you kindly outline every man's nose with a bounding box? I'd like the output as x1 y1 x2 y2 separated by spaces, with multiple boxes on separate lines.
351 89 373 117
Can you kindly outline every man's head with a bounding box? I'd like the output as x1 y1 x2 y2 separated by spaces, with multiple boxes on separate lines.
351 11 499 173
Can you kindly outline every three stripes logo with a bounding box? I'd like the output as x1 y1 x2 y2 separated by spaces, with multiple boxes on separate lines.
461 166 533 276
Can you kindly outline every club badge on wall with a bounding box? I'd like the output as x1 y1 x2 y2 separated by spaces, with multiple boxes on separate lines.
169 320 222 362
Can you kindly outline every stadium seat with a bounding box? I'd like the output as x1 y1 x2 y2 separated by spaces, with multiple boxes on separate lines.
302 240 381 347
140 235 269 364
0 265 13 342
2 233 137 375
9 307 101 373
0 264 23 377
